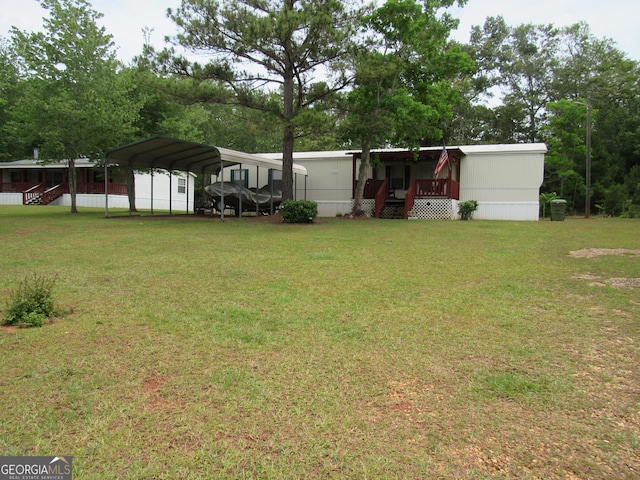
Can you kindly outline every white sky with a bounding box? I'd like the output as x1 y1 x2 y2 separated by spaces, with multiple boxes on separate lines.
450 0 640 61
1 0 638 64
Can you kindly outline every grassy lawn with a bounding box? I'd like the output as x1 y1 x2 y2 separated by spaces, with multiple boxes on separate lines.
1 205 639 479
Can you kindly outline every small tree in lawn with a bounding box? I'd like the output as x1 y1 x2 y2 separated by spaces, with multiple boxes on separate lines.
10 0 138 213
342 0 473 215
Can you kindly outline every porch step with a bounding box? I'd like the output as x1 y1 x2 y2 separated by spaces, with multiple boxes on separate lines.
381 199 405 219
25 194 42 205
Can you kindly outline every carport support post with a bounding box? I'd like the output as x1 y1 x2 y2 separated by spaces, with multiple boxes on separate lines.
169 171 173 215
104 157 109 217
151 169 154 215
220 156 224 221
202 173 207 212
238 163 242 218
256 165 259 216
186 173 190 214
270 169 274 215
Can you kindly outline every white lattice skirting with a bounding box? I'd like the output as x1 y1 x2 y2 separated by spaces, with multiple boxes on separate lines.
354 198 457 220
410 198 457 220
358 199 376 217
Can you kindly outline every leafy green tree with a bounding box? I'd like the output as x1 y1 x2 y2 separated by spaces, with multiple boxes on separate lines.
10 0 139 213
160 0 368 201
135 37 289 153
467 16 559 143
0 38 27 161
551 23 640 213
445 16 503 144
460 17 640 216
541 99 591 211
342 0 473 213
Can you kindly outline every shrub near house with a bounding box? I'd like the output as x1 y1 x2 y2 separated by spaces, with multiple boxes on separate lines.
280 200 318 223
458 200 478 220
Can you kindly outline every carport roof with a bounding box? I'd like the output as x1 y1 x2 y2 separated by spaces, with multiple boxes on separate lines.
104 136 307 176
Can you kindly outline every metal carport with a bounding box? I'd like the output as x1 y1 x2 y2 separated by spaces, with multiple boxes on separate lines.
103 136 307 219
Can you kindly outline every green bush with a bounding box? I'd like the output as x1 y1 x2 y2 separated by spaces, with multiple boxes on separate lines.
3 274 57 328
280 200 318 223
539 192 559 218
458 200 479 220
621 200 640 218
603 184 626 216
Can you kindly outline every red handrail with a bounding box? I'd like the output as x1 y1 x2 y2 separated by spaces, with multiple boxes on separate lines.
374 178 389 218
77 182 127 195
358 179 385 199
450 179 460 200
404 179 417 219
23 183 45 205
2 182 39 193
415 179 444 196
42 183 67 205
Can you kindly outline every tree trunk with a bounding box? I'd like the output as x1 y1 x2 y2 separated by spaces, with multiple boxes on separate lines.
68 158 78 214
281 36 295 202
282 123 295 201
352 138 371 215
126 167 137 213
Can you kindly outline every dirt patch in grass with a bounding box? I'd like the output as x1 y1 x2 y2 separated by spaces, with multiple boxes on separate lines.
573 274 640 288
569 248 640 258
143 376 178 411
605 277 640 288
570 249 640 288
0 316 64 333
0 324 20 334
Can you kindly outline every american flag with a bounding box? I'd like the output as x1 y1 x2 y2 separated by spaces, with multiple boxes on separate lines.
434 146 449 178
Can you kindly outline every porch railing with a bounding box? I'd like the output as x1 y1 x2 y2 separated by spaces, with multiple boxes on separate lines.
1 182 38 193
374 178 389 218
449 179 460 200
42 183 67 205
404 180 417 219
361 179 385 199
415 178 460 200
9 181 129 205
79 182 127 195
23 183 45 205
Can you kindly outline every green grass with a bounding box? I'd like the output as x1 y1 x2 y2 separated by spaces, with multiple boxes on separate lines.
1 205 639 479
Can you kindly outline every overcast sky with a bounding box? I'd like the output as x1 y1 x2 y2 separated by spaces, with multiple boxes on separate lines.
1 0 638 64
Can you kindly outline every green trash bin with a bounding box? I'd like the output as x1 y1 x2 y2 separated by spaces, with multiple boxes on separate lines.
550 199 567 221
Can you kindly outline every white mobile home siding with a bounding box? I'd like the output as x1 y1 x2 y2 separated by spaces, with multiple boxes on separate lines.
0 168 195 212
260 144 546 220
261 151 354 216
128 171 196 212
459 144 546 221
49 172 196 212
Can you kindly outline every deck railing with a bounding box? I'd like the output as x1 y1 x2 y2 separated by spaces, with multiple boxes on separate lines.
361 179 385 199
374 178 389 218
4 181 128 203
415 178 460 200
1 182 38 193
449 179 460 200
23 183 45 205
79 182 127 195
404 180 417 219
42 183 67 205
